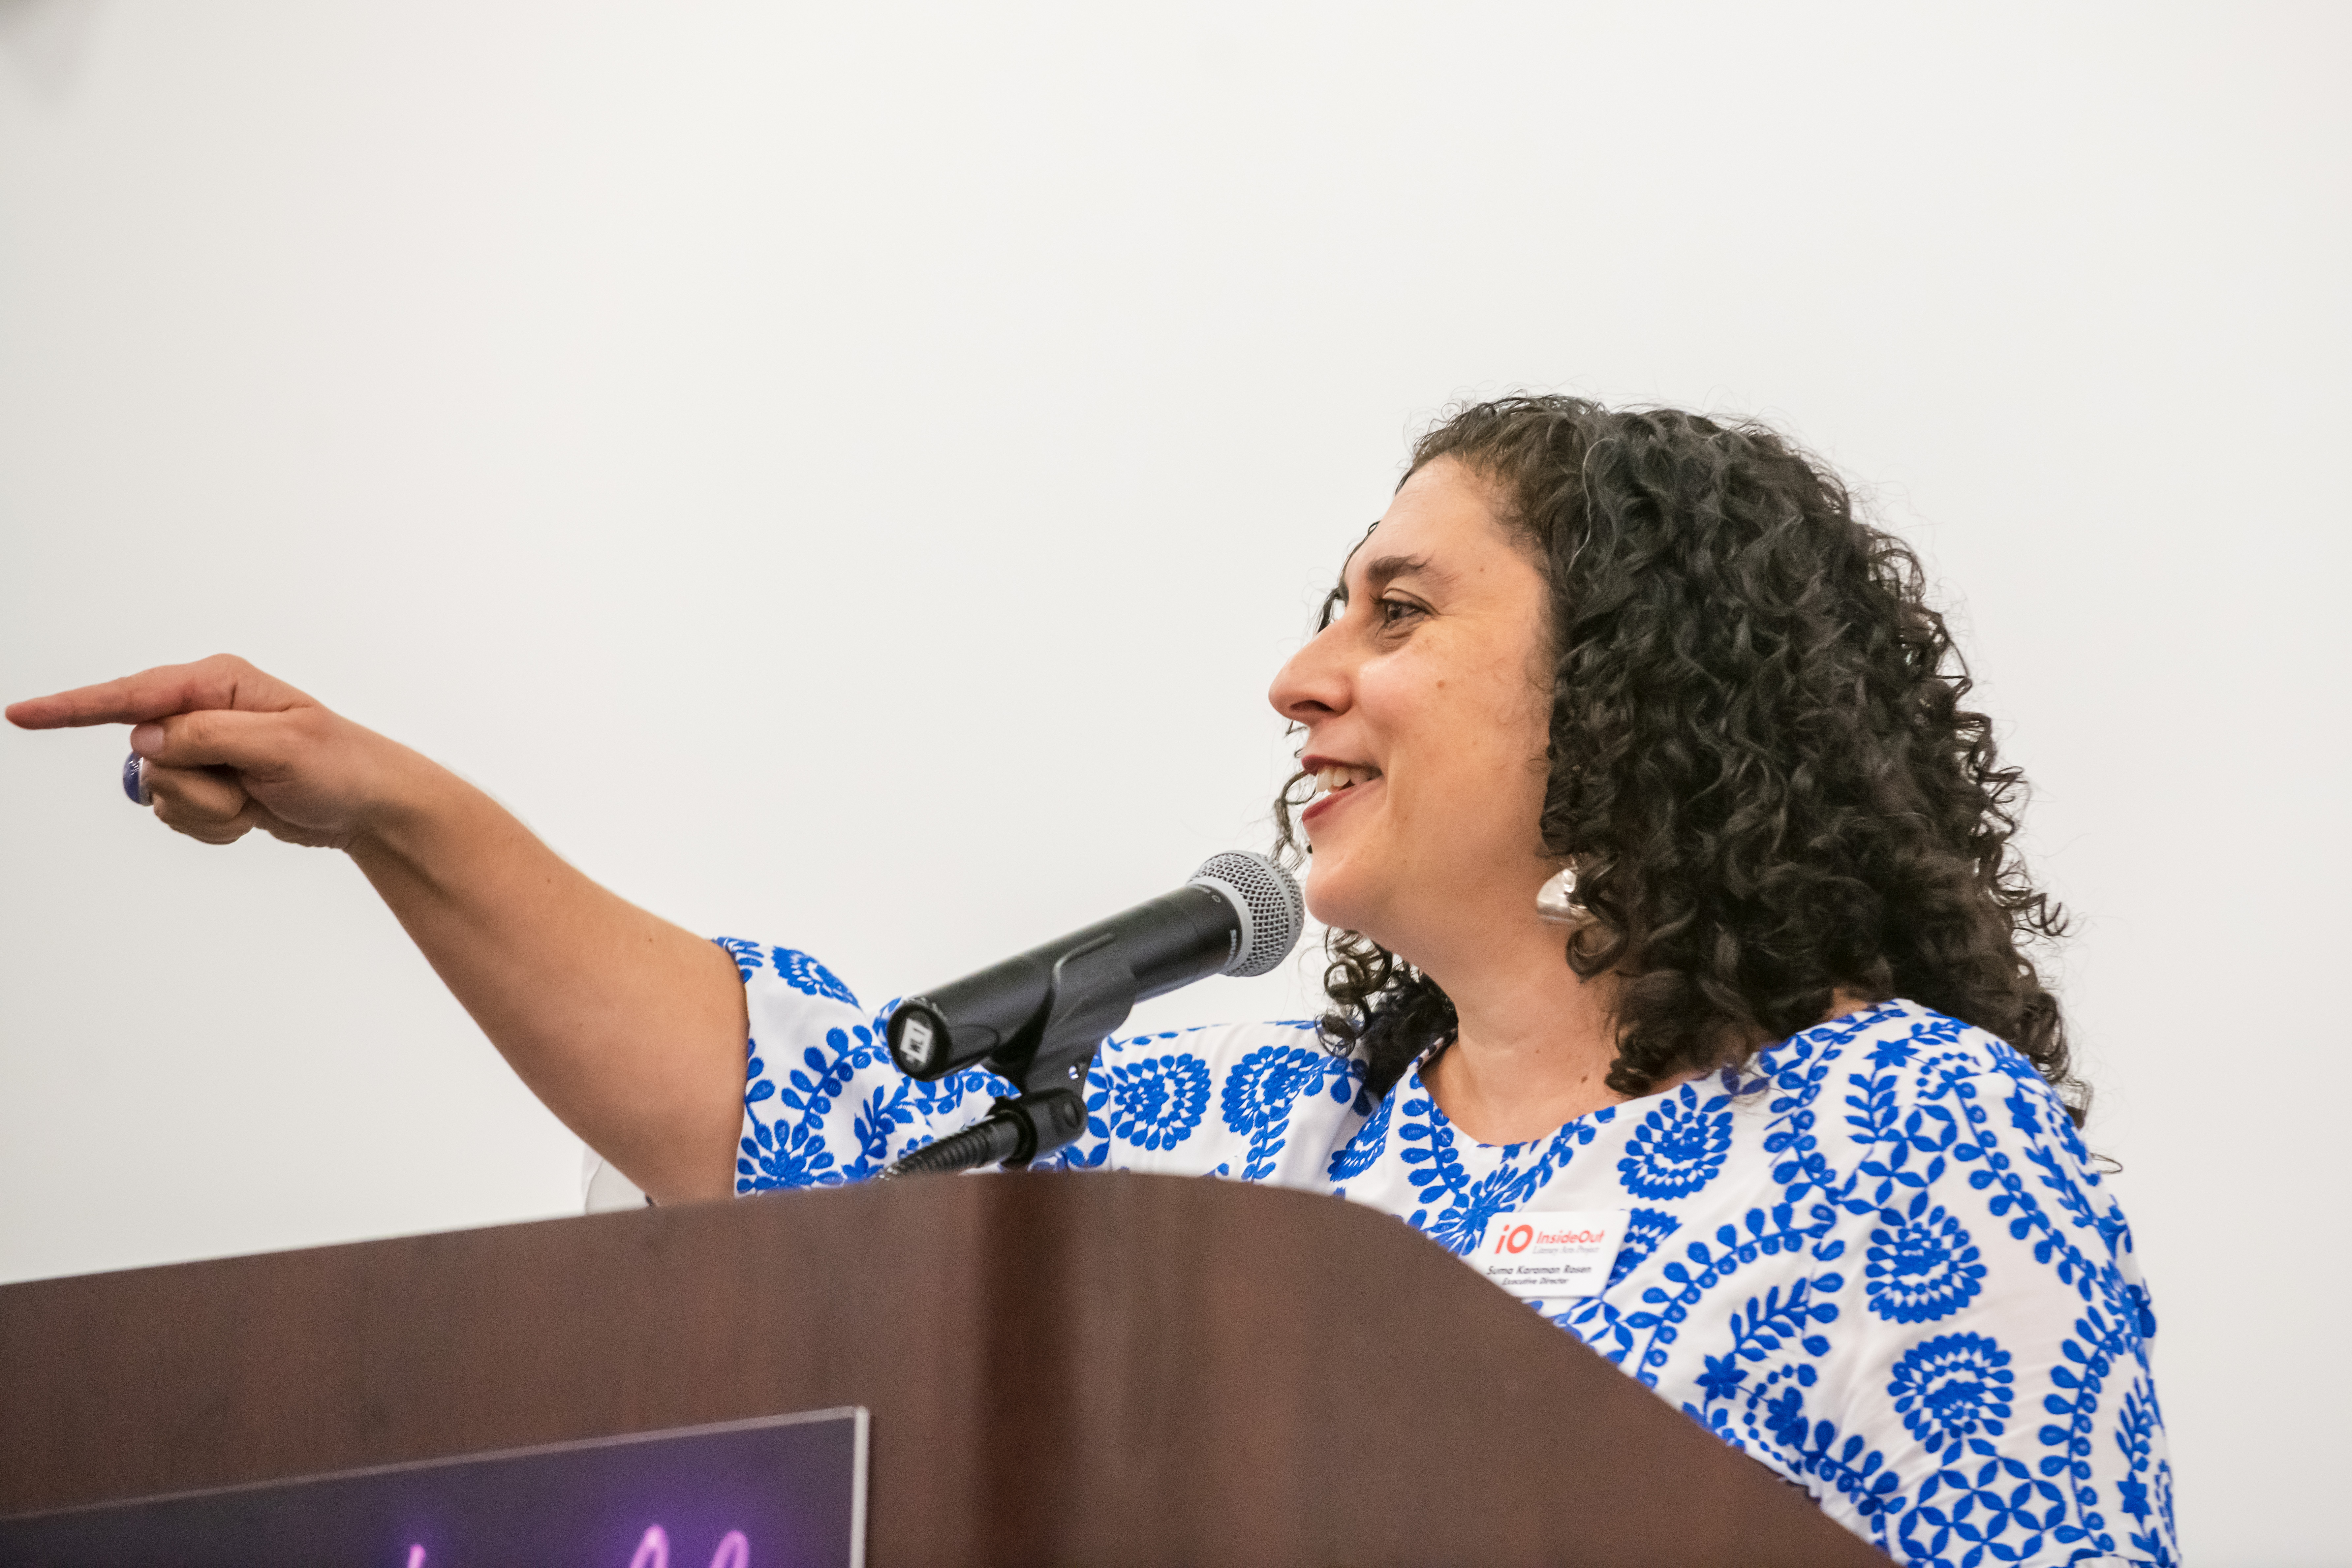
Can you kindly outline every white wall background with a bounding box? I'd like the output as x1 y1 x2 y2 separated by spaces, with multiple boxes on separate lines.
2 1 2345 1558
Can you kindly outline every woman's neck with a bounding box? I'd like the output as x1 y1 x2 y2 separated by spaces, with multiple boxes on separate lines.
1414 913 1646 1146
1413 912 1875 1145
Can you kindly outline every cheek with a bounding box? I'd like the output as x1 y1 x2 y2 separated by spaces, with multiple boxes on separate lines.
1365 651 1542 766
1362 656 1549 847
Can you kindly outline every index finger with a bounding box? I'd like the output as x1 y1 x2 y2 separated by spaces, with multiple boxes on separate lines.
5 654 312 730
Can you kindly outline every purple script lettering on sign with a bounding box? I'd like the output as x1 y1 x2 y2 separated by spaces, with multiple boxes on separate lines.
0 1409 864 1568
404 1528 753 1568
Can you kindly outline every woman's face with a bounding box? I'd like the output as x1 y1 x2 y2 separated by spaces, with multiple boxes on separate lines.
1268 457 1557 975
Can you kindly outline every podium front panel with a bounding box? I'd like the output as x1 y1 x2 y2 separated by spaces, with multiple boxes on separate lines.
0 1172 1886 1566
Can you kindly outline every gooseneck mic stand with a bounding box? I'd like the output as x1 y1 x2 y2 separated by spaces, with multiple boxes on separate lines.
875 933 1135 1180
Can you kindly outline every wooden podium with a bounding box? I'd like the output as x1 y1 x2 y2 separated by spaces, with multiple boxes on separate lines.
0 1172 1884 1565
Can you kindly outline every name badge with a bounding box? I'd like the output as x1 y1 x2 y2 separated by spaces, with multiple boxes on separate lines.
1471 1209 1628 1300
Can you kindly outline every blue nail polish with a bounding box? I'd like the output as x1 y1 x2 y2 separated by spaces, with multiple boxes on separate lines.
122 751 150 806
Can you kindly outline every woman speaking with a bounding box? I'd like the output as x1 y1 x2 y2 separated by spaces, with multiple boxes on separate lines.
7 396 2174 1565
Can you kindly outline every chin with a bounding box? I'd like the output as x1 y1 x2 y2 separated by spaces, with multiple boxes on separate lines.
1300 854 1387 947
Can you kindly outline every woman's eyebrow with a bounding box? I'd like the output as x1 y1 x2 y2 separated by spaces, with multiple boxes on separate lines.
1358 552 1448 592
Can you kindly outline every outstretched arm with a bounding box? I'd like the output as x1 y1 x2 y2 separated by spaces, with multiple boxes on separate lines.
6 656 747 1205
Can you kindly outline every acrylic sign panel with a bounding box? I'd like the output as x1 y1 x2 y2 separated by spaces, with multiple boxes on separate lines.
0 1408 867 1568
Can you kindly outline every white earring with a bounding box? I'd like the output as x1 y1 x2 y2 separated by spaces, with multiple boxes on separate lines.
1535 865 1589 924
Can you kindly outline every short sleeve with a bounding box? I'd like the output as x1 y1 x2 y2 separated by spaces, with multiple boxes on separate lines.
719 938 1013 1192
1795 1024 2176 1565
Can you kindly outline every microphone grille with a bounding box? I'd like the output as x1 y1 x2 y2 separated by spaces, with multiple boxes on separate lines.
1189 851 1305 978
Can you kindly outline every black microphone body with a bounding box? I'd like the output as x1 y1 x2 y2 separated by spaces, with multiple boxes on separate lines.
878 852 1302 1178
887 884 1241 1083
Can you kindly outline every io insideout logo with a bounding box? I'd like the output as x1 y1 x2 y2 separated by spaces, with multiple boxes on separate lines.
1472 1209 1629 1302
1494 1222 1611 1254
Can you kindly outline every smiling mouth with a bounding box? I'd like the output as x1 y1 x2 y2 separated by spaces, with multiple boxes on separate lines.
1309 763 1381 797
1301 762 1382 823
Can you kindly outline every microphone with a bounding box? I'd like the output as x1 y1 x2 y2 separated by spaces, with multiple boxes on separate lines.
879 852 1304 1177
887 851 1304 1081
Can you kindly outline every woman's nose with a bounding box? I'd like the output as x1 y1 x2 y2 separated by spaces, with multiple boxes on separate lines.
1269 621 1351 725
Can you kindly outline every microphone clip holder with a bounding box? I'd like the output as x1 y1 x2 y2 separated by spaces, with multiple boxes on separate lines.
877 933 1133 1181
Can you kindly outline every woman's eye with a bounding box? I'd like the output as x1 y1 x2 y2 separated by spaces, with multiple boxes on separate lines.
1377 597 1425 627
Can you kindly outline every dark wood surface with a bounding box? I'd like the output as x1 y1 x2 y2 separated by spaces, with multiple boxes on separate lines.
0 1172 1885 1565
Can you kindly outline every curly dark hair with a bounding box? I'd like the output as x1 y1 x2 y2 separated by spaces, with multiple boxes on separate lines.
1272 395 2084 1124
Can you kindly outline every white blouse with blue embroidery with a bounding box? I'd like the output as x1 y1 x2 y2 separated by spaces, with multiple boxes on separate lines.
715 937 2176 1567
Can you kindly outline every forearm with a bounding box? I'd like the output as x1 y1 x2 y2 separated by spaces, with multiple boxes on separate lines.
9 655 751 1204
348 746 747 1204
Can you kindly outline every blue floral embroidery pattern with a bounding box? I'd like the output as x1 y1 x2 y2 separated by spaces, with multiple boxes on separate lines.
1611 1207 1683 1286
738 1105 837 1188
1219 1043 1334 1180
1101 1052 1211 1151
1866 1196 1987 1323
1377 1075 1619 1258
1327 1091 1394 1181
1618 1084 1735 1198
771 946 858 1006
1888 1332 2014 1457
1423 1162 1537 1255
725 958 2174 1565
712 937 766 980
